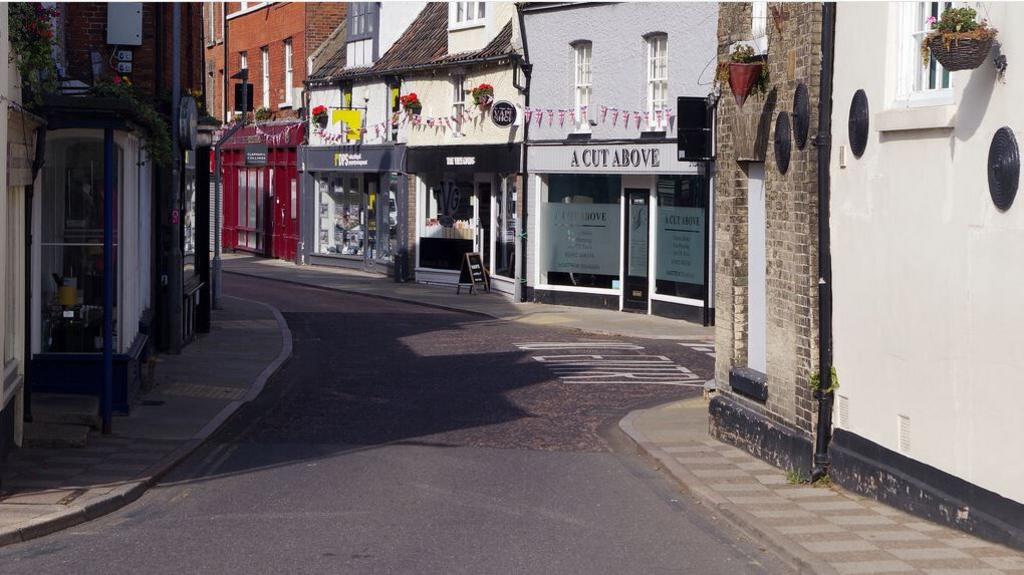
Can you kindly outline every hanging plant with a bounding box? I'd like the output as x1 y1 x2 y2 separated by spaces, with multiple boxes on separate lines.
254 107 273 122
400 92 422 115
9 3 60 106
90 76 173 165
311 105 329 128
921 7 997 71
717 45 770 108
471 83 494 108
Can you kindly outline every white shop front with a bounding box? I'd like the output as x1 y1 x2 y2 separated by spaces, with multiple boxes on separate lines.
527 142 713 324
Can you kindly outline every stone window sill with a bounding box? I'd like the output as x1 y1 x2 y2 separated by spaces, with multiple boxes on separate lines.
876 105 956 133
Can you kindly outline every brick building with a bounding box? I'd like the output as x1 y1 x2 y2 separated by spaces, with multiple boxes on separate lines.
709 2 825 477
203 2 347 122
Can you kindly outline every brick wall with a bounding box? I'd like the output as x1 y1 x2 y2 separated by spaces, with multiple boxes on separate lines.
217 3 345 122
714 3 821 435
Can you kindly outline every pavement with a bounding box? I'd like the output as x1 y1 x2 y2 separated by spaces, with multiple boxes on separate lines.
621 397 1024 575
222 253 714 341
0 294 290 547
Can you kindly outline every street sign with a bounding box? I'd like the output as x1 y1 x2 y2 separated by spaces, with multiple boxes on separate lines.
490 101 518 128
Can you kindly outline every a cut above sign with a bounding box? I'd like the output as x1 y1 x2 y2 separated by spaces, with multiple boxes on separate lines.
571 147 661 169
529 143 702 175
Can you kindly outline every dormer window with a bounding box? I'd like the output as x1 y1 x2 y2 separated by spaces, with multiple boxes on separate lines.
347 2 380 68
450 2 486 30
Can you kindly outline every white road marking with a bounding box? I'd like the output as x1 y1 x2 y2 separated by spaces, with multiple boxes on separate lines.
678 342 716 359
517 344 704 387
513 342 645 351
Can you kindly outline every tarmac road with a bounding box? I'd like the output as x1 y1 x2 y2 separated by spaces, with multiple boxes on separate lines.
0 274 789 574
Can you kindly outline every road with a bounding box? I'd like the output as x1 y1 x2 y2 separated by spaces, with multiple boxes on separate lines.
0 275 788 574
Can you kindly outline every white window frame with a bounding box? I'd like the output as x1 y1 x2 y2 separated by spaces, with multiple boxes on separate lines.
573 42 592 133
227 1 268 20
260 46 270 109
283 39 294 106
449 2 486 30
451 74 466 137
751 2 769 39
894 1 953 108
646 34 668 129
206 3 215 47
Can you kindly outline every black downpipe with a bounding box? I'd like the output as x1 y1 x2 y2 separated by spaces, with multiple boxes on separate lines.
516 5 532 303
811 2 837 482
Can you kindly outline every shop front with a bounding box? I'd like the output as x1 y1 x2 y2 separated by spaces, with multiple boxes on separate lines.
299 144 406 275
407 144 521 296
527 142 713 324
221 122 304 262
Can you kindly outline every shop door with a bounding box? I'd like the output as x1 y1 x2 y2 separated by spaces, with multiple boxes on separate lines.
364 177 380 273
271 168 287 260
623 189 650 312
476 181 492 272
747 163 767 373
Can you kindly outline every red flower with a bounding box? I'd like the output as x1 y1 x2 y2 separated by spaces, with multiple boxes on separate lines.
312 105 327 117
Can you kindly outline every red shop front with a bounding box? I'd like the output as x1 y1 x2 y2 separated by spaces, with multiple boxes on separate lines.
221 122 304 261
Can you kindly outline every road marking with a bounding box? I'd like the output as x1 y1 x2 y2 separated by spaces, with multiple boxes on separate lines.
514 342 645 351
678 342 715 359
516 344 704 387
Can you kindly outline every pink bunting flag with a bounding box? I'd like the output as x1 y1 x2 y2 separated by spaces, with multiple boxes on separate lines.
558 109 566 127
524 108 533 123
581 105 588 122
601 106 608 123
570 110 576 125
634 112 642 129
547 109 555 126
535 109 543 127
611 108 619 126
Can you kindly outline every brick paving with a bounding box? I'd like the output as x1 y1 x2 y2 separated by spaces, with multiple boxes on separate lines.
623 398 1024 574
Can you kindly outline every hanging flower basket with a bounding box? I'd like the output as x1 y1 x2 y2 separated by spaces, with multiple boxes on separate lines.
728 62 764 108
312 105 329 128
471 83 494 109
925 33 995 71
400 93 422 116
921 7 997 72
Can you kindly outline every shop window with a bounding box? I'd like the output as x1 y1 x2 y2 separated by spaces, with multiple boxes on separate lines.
40 138 120 353
654 175 707 300
421 175 474 270
317 175 365 256
494 175 517 278
894 1 952 107
572 41 592 132
4 187 20 364
540 174 620 289
182 154 197 281
646 33 668 129
381 175 398 260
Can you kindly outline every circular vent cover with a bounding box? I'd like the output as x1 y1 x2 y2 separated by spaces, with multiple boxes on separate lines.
848 89 869 158
775 111 792 175
988 127 1020 211
793 83 810 150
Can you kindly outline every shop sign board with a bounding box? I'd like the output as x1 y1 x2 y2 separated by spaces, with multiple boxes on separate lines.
245 144 268 166
529 143 701 175
490 101 518 128
542 203 620 275
456 252 490 294
655 206 705 284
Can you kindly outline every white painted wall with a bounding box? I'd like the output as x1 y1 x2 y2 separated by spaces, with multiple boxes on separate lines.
831 2 1024 503
449 2 516 55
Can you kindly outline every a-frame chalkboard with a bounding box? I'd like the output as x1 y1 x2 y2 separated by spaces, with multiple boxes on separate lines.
456 252 489 294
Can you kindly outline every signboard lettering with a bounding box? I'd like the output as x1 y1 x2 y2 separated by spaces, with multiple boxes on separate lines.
490 101 518 128
446 156 476 166
569 147 661 169
542 203 620 275
244 144 268 166
333 153 369 167
656 206 705 285
457 252 490 294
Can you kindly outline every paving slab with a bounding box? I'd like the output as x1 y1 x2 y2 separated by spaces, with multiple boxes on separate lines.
0 294 291 547
620 397 1024 575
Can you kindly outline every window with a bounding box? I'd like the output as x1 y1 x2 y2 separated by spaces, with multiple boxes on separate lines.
646 34 668 128
283 39 294 105
421 175 474 270
451 74 466 136
347 3 379 67
260 46 270 108
450 2 486 29
751 1 768 38
317 175 366 257
895 1 952 106
540 175 621 289
388 81 401 141
654 176 707 300
206 3 215 46
494 176 517 279
239 51 248 70
572 42 592 132
236 169 263 250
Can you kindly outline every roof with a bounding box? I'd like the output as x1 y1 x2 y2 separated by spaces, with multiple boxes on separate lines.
308 19 349 82
307 3 518 85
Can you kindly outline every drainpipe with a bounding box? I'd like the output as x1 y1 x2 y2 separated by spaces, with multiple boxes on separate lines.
811 1 837 482
516 4 532 303
167 4 183 353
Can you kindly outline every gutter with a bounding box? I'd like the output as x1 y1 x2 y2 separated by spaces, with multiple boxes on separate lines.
516 3 532 303
307 53 521 88
811 1 837 482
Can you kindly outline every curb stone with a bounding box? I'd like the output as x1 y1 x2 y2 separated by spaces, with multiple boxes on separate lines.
619 405 838 575
0 296 293 548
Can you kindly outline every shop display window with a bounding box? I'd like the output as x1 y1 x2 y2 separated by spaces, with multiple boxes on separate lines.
40 138 120 353
540 174 620 289
494 175 517 278
317 174 365 256
420 174 474 270
654 175 707 300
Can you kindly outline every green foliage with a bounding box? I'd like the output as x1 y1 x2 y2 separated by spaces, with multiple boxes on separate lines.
931 7 984 34
254 107 273 122
786 469 807 485
716 45 771 99
9 3 60 105
90 79 173 166
812 474 833 488
729 45 758 63
809 367 839 394
921 7 997 67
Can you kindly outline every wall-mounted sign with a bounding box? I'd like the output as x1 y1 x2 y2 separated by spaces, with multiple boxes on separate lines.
490 101 518 128
446 156 476 166
333 153 369 167
529 143 702 175
178 96 198 150
245 144 268 166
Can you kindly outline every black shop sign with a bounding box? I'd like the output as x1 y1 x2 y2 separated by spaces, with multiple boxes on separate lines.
245 144 268 166
490 101 518 128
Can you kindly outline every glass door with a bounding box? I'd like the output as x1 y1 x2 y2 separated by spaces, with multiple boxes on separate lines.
493 176 517 279
475 181 492 272
623 188 650 312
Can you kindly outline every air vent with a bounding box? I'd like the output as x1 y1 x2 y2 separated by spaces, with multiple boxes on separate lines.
898 414 911 454
835 394 849 428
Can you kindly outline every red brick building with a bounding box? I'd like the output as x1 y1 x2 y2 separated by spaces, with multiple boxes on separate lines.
203 2 347 121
